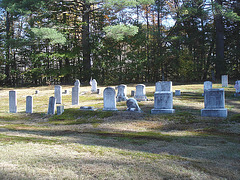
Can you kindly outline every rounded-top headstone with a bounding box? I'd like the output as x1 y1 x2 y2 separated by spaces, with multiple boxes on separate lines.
74 79 80 87
103 87 117 111
126 98 141 112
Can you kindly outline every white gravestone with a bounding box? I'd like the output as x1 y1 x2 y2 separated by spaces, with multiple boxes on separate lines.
72 80 80 105
202 81 212 96
91 79 97 93
221 75 228 87
48 96 56 115
175 90 181 96
103 87 118 111
151 92 175 114
126 98 142 112
134 84 147 101
9 91 17 113
26 96 33 113
155 81 172 92
54 85 62 104
234 80 240 96
201 89 227 117
116 84 128 102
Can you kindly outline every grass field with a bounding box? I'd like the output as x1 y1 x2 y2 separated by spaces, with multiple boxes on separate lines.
0 83 239 179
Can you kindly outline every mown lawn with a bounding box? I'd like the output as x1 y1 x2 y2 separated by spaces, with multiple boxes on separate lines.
0 84 239 179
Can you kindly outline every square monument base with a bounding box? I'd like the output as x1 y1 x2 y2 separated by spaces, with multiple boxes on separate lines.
103 108 118 111
201 108 227 117
151 109 175 114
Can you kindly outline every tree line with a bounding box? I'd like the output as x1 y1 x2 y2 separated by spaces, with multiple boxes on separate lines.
0 0 239 86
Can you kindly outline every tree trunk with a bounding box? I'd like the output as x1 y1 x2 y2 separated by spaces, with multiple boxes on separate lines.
82 2 91 82
215 0 225 80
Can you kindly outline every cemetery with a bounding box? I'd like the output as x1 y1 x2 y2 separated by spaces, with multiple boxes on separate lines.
0 81 239 179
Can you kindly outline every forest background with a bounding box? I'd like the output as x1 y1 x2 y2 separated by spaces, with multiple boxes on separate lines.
0 0 239 86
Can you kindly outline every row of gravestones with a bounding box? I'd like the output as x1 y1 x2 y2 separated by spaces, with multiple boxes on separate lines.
9 76 239 117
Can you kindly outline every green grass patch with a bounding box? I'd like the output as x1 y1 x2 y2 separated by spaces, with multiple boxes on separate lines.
0 133 60 145
228 114 240 123
0 113 31 121
48 108 113 125
1 124 48 131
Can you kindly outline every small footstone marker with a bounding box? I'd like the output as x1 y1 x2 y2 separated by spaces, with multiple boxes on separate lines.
175 90 181 96
48 96 56 115
57 106 64 115
80 106 97 111
26 96 33 113
131 90 135 97
9 91 17 113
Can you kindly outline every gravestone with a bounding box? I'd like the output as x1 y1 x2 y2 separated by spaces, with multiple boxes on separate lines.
35 90 39 94
26 96 33 113
151 92 175 114
103 87 118 111
221 75 228 87
234 80 240 97
9 91 17 113
175 90 181 96
97 89 101 94
116 84 128 102
54 85 62 104
80 106 97 111
91 79 97 93
126 98 141 112
63 90 69 95
201 89 227 117
48 96 56 115
202 81 212 96
72 80 80 105
131 90 135 97
134 84 147 101
57 106 64 115
155 81 172 92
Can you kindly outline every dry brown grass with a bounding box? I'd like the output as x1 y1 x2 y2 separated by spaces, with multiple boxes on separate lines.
0 83 239 179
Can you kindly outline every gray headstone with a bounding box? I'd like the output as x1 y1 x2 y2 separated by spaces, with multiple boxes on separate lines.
26 96 33 113
74 79 80 87
234 80 240 94
54 85 62 104
126 98 141 112
116 84 128 102
155 81 172 92
103 87 118 111
72 86 80 105
221 75 228 87
204 81 212 90
57 105 64 115
80 106 97 111
48 96 56 115
175 90 181 96
151 92 175 114
134 84 147 101
91 79 97 93
131 90 135 97
9 91 17 113
201 89 227 117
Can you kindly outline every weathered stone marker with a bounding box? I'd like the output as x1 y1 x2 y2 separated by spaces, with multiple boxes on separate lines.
35 90 39 94
234 80 240 97
201 89 227 117
175 90 181 96
151 92 175 114
202 81 212 96
126 98 141 112
48 96 56 115
63 90 69 95
221 75 228 87
134 84 147 101
26 96 33 113
155 81 172 92
9 91 17 113
103 87 118 111
72 80 80 105
91 79 98 93
131 90 135 97
57 106 64 115
116 84 128 102
54 85 62 104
